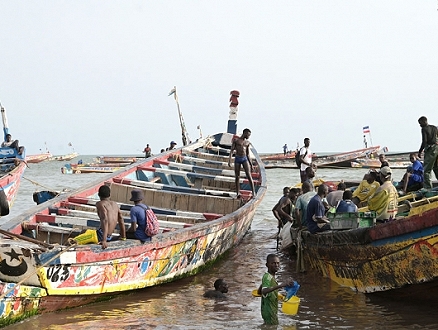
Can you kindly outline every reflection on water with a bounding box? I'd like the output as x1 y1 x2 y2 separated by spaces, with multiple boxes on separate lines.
4 166 438 329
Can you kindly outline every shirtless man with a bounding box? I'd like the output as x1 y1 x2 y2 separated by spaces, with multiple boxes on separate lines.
96 185 126 249
228 128 255 197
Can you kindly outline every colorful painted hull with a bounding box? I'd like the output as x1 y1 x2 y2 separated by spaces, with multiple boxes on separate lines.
300 191 438 300
0 161 26 213
0 133 266 324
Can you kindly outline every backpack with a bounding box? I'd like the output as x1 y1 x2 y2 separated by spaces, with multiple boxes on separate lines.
295 148 307 167
140 205 159 236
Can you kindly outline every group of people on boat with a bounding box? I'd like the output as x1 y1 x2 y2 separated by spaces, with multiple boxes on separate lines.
273 120 438 238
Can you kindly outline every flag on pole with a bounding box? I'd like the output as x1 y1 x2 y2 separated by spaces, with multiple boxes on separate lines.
168 88 176 96
363 126 370 134
68 142 72 146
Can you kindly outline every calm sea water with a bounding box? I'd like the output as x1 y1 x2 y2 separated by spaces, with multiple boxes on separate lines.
3 160 437 329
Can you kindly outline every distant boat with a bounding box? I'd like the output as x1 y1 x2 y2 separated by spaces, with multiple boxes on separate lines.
263 146 380 169
351 158 411 169
25 152 52 163
50 152 79 161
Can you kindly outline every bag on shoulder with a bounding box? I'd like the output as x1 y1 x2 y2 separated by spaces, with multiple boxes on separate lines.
141 205 159 236
295 148 307 167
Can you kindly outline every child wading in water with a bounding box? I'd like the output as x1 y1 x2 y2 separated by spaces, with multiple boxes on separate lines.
259 254 293 325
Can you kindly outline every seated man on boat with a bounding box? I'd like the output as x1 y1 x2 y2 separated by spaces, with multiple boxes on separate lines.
352 171 380 207
295 181 316 229
272 187 299 227
335 190 358 213
126 189 153 243
368 166 398 223
395 153 424 195
306 184 331 234
1 133 19 150
71 185 126 249
326 182 346 208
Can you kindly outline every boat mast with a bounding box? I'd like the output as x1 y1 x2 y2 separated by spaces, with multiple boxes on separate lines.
169 86 190 146
227 90 240 134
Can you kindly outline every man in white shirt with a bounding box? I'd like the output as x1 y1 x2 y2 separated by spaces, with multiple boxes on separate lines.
299 138 315 183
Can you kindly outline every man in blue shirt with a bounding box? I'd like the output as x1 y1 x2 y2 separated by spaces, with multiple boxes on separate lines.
306 184 331 234
126 189 152 243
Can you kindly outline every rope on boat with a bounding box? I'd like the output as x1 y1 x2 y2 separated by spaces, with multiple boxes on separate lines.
23 176 59 194
0 242 79 301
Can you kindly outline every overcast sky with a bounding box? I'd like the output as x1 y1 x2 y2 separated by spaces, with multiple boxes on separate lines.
1 1 437 156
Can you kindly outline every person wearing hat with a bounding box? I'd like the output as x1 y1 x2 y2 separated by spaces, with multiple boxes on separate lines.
368 166 398 223
126 189 152 243
168 141 177 151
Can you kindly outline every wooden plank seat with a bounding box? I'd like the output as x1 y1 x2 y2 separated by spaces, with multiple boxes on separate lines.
61 200 223 221
108 182 242 214
137 165 262 186
112 177 237 198
154 159 236 177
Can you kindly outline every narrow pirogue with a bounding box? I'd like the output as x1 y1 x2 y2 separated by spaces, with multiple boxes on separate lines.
0 92 267 327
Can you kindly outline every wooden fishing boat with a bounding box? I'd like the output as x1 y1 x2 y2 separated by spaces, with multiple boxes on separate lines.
0 95 267 326
25 152 52 164
260 151 296 161
314 146 380 168
50 152 79 161
263 146 380 169
292 185 438 302
97 156 137 164
0 103 26 216
351 158 411 169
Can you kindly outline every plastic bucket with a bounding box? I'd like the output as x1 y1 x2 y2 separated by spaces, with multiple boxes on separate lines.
74 229 98 245
281 296 300 315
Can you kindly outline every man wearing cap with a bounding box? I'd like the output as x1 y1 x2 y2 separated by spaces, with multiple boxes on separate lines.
127 189 152 243
368 166 398 223
418 116 438 190
168 141 177 151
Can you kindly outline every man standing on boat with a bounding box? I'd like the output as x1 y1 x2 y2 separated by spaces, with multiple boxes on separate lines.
228 128 255 198
418 116 438 190
299 138 315 183
143 144 152 158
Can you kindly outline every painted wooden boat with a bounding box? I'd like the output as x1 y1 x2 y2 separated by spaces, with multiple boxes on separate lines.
260 151 297 161
97 156 137 164
50 152 79 161
263 146 380 169
293 186 438 301
351 158 411 169
25 152 52 164
314 146 380 168
0 104 26 216
0 133 266 324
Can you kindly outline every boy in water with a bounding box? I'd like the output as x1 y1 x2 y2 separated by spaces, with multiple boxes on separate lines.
203 278 229 299
260 254 293 325
228 128 256 198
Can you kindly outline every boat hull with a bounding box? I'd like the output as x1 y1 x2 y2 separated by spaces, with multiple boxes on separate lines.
301 199 438 299
0 133 266 323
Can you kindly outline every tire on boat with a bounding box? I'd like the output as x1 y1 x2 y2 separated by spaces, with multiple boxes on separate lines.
0 189 10 216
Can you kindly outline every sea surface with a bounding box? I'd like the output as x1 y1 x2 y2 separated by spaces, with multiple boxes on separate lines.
2 158 437 329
